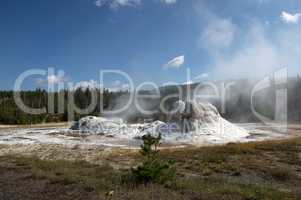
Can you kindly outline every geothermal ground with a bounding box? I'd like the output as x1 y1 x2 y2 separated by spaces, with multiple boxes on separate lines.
0 122 300 161
0 123 297 148
1 102 293 154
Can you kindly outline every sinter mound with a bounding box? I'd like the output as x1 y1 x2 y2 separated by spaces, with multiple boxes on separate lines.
170 100 220 132
70 101 249 144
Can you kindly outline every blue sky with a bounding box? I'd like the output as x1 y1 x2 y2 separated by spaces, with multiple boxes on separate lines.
1 0 301 90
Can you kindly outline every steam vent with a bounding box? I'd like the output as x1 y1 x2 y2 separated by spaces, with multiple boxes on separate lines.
171 100 221 132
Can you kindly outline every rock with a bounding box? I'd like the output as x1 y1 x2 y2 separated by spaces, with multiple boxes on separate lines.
106 190 114 197
70 121 79 130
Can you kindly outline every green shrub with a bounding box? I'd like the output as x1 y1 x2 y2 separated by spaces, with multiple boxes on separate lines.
269 167 291 181
132 134 175 184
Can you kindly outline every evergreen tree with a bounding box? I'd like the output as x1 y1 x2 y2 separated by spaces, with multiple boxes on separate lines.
132 134 174 184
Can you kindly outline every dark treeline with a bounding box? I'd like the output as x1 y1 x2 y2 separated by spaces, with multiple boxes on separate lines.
0 77 301 124
0 88 128 124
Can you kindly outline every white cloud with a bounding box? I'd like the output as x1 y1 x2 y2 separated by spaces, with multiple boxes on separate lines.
200 18 236 53
94 0 178 8
210 22 277 79
258 0 270 4
281 11 301 24
112 80 121 86
47 75 65 84
107 85 130 92
161 0 177 4
195 73 208 80
37 74 66 86
182 81 194 85
163 55 185 69
209 21 301 79
94 0 141 9
121 83 130 90
73 80 101 90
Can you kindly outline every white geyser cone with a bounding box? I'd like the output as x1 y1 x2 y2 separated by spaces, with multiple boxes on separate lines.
70 116 139 137
140 100 249 144
70 101 249 145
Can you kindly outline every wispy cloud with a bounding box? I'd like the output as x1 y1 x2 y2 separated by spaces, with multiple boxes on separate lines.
94 0 178 9
73 80 101 90
37 74 67 85
208 19 301 79
161 0 177 5
94 0 141 9
195 5 301 79
210 22 278 79
107 83 131 92
258 0 270 4
121 83 130 90
281 11 301 24
182 80 194 85
112 80 121 86
195 73 208 80
47 75 65 84
163 55 185 69
200 17 236 53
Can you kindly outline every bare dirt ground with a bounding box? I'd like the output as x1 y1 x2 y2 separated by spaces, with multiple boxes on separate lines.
0 143 137 169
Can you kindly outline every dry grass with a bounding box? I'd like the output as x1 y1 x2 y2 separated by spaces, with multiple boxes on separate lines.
1 137 301 199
